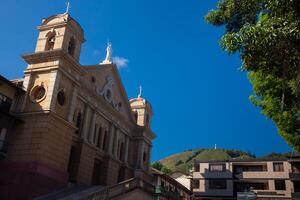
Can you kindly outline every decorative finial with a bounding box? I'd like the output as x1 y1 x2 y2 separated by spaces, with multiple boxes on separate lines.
101 42 113 64
65 2 70 14
138 86 143 98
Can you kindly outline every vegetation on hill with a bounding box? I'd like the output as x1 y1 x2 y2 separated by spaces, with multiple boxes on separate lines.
152 148 255 174
205 0 300 152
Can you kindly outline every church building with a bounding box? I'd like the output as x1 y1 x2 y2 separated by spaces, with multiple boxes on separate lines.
0 11 156 200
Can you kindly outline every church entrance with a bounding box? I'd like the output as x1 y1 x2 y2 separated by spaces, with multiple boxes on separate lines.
117 166 126 183
92 159 103 185
67 145 80 183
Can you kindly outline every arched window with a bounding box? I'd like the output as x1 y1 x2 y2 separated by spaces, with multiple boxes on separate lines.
134 111 138 122
45 33 56 51
75 111 82 134
93 124 98 144
68 37 76 56
118 142 125 161
97 126 102 148
102 130 108 151
146 114 150 127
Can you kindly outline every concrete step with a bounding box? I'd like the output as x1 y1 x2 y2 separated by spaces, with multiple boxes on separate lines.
34 183 106 200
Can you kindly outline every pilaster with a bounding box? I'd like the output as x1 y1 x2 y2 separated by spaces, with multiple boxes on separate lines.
20 74 31 111
113 129 119 158
88 110 96 143
81 105 91 141
48 70 61 111
124 136 129 163
67 87 78 122
108 124 115 156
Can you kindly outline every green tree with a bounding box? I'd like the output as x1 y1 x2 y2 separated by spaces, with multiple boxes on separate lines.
151 162 172 174
206 0 300 151
151 162 163 171
161 165 172 174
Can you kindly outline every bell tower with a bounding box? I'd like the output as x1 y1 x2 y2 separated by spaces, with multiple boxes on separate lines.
21 13 85 115
6 13 87 198
34 13 84 61
130 88 154 172
130 86 153 128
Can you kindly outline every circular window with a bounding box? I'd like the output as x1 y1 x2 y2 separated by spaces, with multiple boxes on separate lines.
30 85 47 103
57 90 66 106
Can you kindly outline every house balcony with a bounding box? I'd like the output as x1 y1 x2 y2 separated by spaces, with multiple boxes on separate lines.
254 190 288 197
234 171 289 179
193 169 233 179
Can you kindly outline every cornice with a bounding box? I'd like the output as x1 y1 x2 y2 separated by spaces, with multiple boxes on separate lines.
22 49 86 76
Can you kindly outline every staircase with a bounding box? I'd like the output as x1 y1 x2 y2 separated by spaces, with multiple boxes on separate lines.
35 178 155 200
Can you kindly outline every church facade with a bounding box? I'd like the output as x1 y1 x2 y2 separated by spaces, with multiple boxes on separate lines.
0 12 155 200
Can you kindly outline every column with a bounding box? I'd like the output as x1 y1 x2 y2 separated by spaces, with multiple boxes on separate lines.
124 136 129 163
94 126 100 147
87 110 96 143
147 144 151 169
113 129 119 158
48 70 61 111
81 105 91 141
136 140 144 168
67 87 78 122
19 74 31 112
108 124 115 156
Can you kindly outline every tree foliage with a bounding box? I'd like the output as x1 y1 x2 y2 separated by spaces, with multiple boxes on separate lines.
151 162 172 174
206 0 300 151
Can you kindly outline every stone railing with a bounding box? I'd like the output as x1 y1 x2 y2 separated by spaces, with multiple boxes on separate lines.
87 177 155 200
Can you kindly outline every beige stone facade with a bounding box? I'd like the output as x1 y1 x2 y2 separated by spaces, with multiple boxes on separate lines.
0 13 156 200
192 158 300 199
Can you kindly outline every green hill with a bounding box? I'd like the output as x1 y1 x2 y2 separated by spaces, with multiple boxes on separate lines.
153 149 296 174
154 148 255 174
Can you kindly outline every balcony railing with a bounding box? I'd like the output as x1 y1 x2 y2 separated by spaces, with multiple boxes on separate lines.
155 187 182 200
234 171 288 179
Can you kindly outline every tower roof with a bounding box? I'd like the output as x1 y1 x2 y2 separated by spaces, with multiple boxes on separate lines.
38 13 85 42
129 88 152 112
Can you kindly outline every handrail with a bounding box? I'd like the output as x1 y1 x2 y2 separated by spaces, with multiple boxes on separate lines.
87 177 155 200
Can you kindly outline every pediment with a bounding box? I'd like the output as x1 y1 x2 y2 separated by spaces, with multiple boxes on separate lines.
83 64 135 123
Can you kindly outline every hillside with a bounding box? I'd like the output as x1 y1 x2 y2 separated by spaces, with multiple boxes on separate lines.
153 149 296 174
155 148 256 174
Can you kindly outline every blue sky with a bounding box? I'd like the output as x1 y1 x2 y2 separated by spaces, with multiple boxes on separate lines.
0 0 292 161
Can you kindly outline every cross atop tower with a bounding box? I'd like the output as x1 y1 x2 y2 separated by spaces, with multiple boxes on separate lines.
65 2 70 14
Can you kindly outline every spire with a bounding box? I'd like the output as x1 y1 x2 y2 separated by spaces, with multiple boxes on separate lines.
138 86 143 98
65 2 70 14
101 42 113 64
